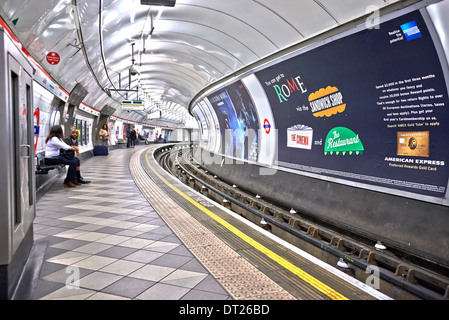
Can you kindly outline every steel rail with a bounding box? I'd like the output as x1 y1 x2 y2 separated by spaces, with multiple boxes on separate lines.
154 144 446 300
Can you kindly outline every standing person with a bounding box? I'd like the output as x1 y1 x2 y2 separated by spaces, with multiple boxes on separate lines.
99 124 109 146
126 125 131 148
45 125 80 188
61 129 91 184
129 126 137 148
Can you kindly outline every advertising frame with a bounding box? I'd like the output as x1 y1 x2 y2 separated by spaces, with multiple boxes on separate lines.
251 6 449 204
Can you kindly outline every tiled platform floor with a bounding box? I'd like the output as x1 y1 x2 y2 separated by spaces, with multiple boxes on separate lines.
31 145 232 300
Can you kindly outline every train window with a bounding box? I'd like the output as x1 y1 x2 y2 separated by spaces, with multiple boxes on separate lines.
26 83 33 207
49 107 60 128
11 71 21 226
72 118 91 146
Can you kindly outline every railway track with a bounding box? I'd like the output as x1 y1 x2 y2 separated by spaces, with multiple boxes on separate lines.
154 144 449 300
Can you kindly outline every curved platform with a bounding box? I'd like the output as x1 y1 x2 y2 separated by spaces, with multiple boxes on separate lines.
30 146 230 300
27 145 390 301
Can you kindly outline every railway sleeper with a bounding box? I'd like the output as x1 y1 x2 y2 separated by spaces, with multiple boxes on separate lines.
359 249 377 265
289 218 310 233
396 265 418 284
307 226 320 240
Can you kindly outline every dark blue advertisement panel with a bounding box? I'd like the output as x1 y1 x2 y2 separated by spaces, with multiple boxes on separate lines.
208 81 259 161
255 10 449 197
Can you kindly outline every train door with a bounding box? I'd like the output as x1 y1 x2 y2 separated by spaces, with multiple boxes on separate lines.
9 53 35 255
0 29 36 299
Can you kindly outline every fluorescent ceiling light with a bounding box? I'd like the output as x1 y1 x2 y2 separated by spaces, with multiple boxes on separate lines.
141 0 176 7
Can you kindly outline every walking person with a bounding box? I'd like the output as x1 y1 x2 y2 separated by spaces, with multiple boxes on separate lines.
129 126 137 148
45 125 80 188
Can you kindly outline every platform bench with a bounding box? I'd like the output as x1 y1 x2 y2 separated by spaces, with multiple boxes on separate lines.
35 153 65 174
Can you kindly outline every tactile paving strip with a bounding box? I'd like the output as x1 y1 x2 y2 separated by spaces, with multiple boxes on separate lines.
129 148 296 300
219 273 292 300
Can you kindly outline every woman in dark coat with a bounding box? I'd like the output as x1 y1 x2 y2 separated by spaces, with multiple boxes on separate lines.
129 126 137 148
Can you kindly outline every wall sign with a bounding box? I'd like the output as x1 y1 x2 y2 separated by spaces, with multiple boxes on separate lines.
46 52 60 65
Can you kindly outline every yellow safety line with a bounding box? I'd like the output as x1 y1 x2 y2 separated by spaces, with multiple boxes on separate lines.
144 148 349 300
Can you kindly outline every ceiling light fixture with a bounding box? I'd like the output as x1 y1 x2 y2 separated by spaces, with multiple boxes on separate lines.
129 43 140 76
141 0 176 7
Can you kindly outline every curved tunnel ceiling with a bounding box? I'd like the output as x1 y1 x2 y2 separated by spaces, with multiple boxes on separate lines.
0 0 401 127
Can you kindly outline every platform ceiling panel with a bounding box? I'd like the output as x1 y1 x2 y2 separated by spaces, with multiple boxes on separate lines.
0 0 401 126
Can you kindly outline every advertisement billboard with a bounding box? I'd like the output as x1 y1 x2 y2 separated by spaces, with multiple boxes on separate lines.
255 10 449 197
207 81 260 161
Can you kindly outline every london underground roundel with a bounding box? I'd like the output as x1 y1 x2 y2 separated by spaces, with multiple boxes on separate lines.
264 119 271 134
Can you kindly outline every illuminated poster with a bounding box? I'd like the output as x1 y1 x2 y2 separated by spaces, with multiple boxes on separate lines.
255 10 449 197
208 81 259 161
191 105 208 139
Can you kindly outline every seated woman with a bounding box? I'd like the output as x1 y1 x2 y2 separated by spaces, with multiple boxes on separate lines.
45 125 80 188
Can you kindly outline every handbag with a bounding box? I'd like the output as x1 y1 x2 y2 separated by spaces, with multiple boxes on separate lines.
100 129 108 141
